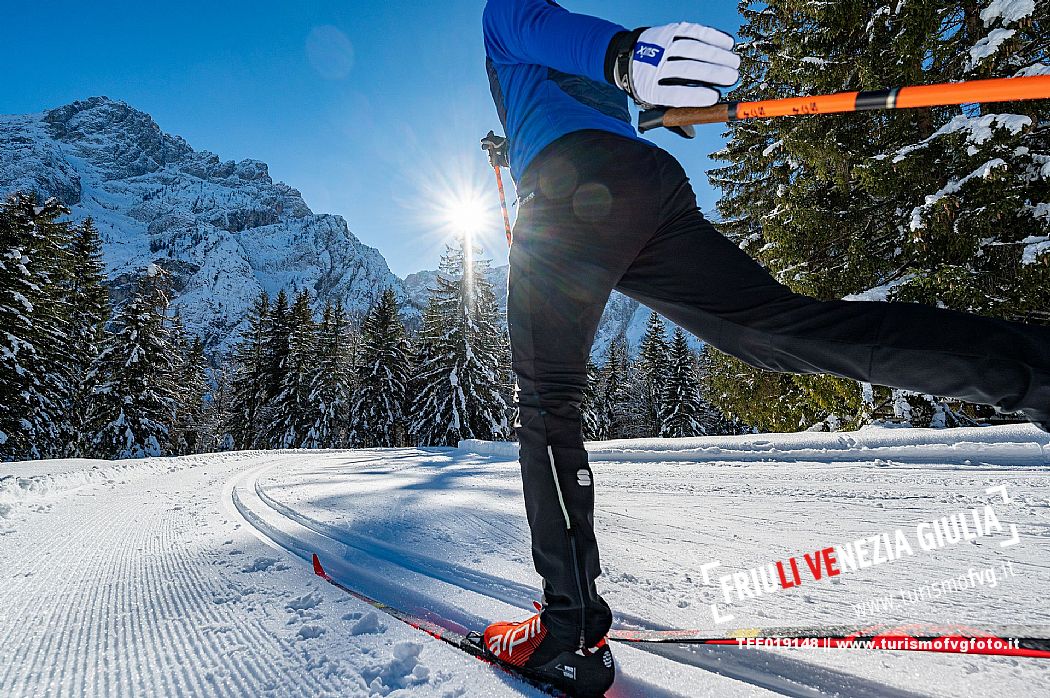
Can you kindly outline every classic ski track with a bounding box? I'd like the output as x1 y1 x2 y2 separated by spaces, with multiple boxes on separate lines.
233 453 931 698
0 453 392 698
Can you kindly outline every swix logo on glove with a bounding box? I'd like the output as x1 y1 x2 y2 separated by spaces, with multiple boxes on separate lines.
634 43 664 66
628 23 740 108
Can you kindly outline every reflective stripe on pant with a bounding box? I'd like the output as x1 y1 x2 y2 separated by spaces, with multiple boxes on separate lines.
507 130 1050 647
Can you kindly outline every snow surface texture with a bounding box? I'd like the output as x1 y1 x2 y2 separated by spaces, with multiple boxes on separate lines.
0 452 513 697
3 425 1049 696
0 98 408 353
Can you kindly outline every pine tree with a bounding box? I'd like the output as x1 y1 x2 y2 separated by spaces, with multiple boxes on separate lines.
659 327 709 436
170 323 210 456
268 290 317 448
410 246 510 446
635 312 671 437
600 336 635 440
705 0 1048 431
226 292 271 449
88 265 180 459
264 290 292 405
581 360 606 441
351 289 411 447
0 194 72 460
60 218 111 457
203 364 235 452
861 1 1050 321
305 301 355 448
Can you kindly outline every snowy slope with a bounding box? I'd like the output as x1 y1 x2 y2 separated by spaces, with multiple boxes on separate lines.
0 97 413 353
3 425 1049 696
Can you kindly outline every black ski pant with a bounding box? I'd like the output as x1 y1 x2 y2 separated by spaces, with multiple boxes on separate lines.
507 130 1050 648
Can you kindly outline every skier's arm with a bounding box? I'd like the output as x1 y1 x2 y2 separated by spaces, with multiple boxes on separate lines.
482 0 626 84
484 0 741 109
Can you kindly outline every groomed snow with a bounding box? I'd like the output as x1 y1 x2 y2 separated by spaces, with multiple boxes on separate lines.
2 425 1049 696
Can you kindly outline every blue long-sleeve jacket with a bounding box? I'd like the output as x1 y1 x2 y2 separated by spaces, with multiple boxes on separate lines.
483 0 647 180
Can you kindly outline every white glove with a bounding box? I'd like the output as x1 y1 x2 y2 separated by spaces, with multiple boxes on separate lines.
618 22 740 109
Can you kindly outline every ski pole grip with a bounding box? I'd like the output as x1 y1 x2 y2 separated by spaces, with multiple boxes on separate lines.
638 104 731 132
661 104 732 128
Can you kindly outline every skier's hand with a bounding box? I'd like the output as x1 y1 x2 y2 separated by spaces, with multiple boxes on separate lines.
614 22 740 109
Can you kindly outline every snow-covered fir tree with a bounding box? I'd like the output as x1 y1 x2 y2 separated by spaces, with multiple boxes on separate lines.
663 327 713 436
351 289 411 447
305 301 355 449
0 194 73 460
599 335 635 440
170 322 210 456
267 290 317 448
635 312 671 437
226 292 271 449
88 265 180 459
410 245 510 446
60 217 111 456
581 360 606 441
202 364 235 452
706 0 1048 431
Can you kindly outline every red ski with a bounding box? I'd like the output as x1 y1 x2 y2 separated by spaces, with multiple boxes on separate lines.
311 554 571 696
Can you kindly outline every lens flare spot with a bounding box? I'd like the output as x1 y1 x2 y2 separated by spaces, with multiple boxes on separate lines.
307 26 355 80
539 158 578 200
573 183 612 222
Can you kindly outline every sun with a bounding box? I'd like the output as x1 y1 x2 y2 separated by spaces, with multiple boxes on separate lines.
443 194 490 236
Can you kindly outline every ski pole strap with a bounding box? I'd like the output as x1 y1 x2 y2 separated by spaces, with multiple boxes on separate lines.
638 75 1050 132
481 130 510 169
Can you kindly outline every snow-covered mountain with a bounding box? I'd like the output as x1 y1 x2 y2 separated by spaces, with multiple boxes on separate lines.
0 97 411 353
0 96 705 360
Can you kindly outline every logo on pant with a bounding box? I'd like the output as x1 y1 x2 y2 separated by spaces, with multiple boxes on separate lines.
577 469 592 487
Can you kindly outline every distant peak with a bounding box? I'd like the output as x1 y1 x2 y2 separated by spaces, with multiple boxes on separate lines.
45 96 143 123
42 97 194 176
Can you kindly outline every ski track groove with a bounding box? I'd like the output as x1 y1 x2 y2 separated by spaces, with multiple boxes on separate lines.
0 458 353 698
5 503 112 692
244 453 931 698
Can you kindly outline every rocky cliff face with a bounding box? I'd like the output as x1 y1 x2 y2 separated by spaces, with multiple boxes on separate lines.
0 97 410 353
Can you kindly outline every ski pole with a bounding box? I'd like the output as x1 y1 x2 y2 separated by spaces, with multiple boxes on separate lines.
492 165 512 248
481 131 513 247
638 75 1050 132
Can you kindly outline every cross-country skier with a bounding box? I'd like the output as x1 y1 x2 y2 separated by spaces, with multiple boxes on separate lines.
480 1 1050 694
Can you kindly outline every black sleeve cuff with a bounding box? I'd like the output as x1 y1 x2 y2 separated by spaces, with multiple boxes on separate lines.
604 27 647 85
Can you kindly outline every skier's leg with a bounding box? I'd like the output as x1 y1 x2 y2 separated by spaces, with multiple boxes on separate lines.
507 131 662 649
616 149 1050 420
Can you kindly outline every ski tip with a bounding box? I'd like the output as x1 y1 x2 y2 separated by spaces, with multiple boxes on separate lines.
312 553 327 579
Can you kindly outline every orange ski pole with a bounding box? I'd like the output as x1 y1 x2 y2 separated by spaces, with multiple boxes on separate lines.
638 75 1050 132
492 164 513 248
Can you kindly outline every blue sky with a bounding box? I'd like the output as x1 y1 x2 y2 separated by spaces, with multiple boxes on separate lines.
2 0 744 277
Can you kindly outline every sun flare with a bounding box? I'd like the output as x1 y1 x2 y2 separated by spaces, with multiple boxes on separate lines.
443 194 490 236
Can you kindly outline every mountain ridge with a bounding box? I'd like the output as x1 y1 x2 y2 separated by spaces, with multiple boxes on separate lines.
0 96 409 353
